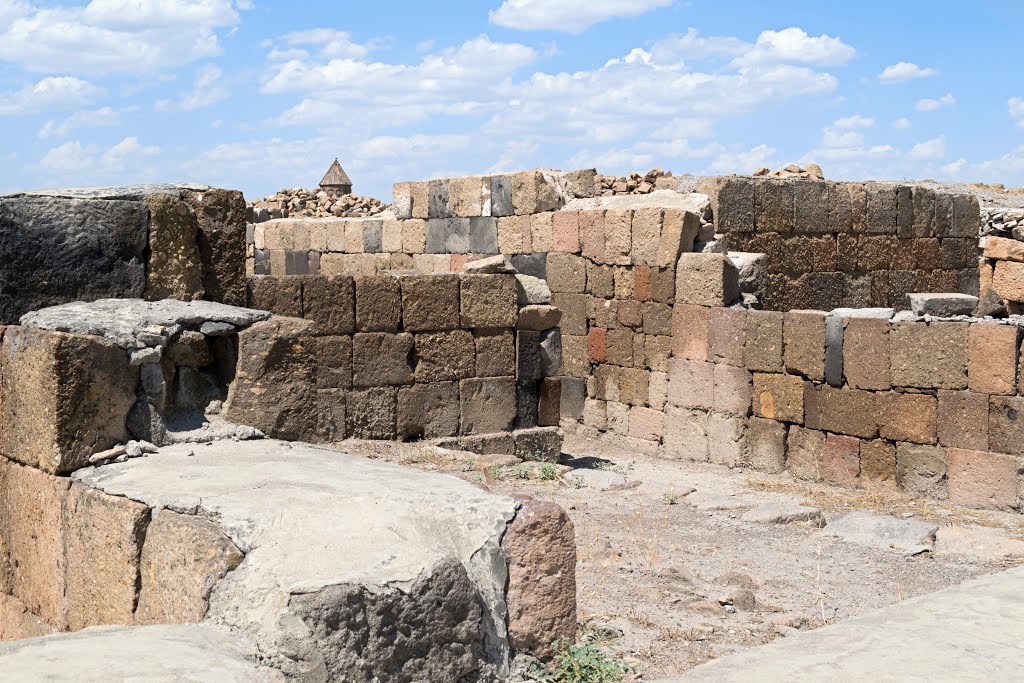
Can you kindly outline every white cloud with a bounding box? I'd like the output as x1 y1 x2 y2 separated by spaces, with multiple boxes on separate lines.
942 158 966 175
877 61 937 84
155 63 227 111
39 135 159 174
0 76 100 115
915 93 955 112
0 0 246 75
276 28 374 60
489 0 673 34
833 115 874 129
1010 97 1024 128
892 117 912 129
732 28 855 68
37 105 128 138
908 135 946 160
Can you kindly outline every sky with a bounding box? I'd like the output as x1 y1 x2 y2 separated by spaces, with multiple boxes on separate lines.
1 0 1023 201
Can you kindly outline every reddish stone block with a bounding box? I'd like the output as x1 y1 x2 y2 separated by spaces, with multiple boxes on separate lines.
633 266 652 301
947 448 1018 511
822 433 860 487
713 364 752 416
587 328 607 363
579 210 605 261
671 303 710 361
667 358 714 410
876 392 937 444
859 440 896 489
708 307 746 367
552 210 580 253
968 324 1019 395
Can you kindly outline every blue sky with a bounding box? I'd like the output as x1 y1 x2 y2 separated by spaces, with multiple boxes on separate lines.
1 0 1022 201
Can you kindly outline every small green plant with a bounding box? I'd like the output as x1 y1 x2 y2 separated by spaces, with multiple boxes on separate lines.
538 463 560 480
527 637 634 683
459 457 477 472
514 463 533 480
663 491 678 506
570 474 585 489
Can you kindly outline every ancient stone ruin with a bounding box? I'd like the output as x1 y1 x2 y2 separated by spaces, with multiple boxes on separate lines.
1 164 1023 679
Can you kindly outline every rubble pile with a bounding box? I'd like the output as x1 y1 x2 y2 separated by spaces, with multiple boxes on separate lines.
596 168 678 195
249 187 388 222
752 163 826 180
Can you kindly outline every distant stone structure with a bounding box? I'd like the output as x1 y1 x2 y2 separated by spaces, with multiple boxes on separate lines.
319 158 352 195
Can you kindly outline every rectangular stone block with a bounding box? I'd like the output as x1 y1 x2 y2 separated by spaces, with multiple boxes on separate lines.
402 218 427 253
716 178 755 233
786 426 825 481
428 179 450 219
603 209 632 265
675 254 740 307
912 187 935 237
515 380 539 429
63 484 150 631
560 334 590 379
895 443 947 499
469 217 499 254
618 368 650 407
560 377 586 419
580 210 606 261
657 209 699 267
605 328 634 367
742 416 786 473
0 459 69 627
752 373 804 423
947 448 1018 511
968 324 1019 395
630 208 662 266
708 306 746 366
516 330 542 382
474 330 515 378
628 406 663 442
842 317 890 390
355 275 402 332
989 395 1024 456
642 302 672 336
932 192 953 237
362 220 383 254
650 266 675 303
889 321 968 389
822 433 860 487
783 310 826 382
460 274 518 328
936 390 988 451
552 211 580 253
896 185 915 238
314 335 352 390
497 215 531 255
633 266 652 302
538 378 561 427
667 358 714 410
754 179 794 233
941 238 977 269
818 386 877 438
352 332 414 386
460 377 517 434
994 260 1024 302
0 327 136 474
865 184 898 234
547 253 587 293
793 180 829 233
415 330 475 382
397 274 458 332
708 413 745 466
859 439 896 488
743 310 783 373
876 391 936 444
645 335 672 372
301 275 355 335
393 183 413 219
490 175 513 217
663 406 709 461
529 213 554 253
713 364 752 416
247 277 302 317
347 387 398 439
550 292 588 336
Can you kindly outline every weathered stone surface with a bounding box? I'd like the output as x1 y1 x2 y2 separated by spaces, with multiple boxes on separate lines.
890 322 968 389
818 387 877 438
819 511 937 552
742 416 786 473
517 305 562 331
937 390 989 451
144 194 205 301
302 276 355 335
671 303 710 361
475 330 515 377
843 317 890 390
461 275 518 328
822 433 860 487
786 426 825 481
346 387 398 439
744 310 784 373
896 443 947 499
226 317 319 441
663 406 709 461
988 395 1024 456
675 254 740 306
784 310 826 382
353 333 415 386
708 306 746 366
63 484 150 630
876 392 937 444
0 624 279 681
184 188 248 306
946 448 1018 511
752 373 803 423
504 498 576 661
968 324 1019 395
355 275 402 332
414 331 474 382
0 594 55 642
667 358 714 410
714 364 752 416
908 293 978 317
247 277 302 318
0 194 148 323
0 458 70 627
993 260 1024 302
76 439 536 677
0 326 137 474
708 412 745 466
860 440 897 488
460 377 517 434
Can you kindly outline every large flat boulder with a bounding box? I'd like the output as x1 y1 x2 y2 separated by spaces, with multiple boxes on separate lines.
0 624 281 682
72 439 571 681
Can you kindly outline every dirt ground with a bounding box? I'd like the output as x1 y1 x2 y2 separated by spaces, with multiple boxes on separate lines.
339 434 1024 680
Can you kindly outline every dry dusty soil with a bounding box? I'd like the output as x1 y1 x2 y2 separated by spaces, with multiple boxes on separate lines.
339 435 1024 680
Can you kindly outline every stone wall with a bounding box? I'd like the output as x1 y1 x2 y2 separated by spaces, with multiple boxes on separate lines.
713 177 982 311
240 271 563 458
0 185 247 323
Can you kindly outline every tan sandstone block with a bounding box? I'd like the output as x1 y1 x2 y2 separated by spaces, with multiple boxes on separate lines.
671 303 710 361
708 306 746 366
843 317 891 391
876 392 937 444
64 484 150 631
752 373 804 423
786 426 825 481
0 327 136 475
603 209 632 265
663 406 709 461
135 511 243 624
783 310 826 382
498 215 532 254
890 322 968 390
628 406 663 442
675 253 740 307
667 358 714 410
896 443 948 500
968 324 1019 395
744 309 783 373
630 208 662 266
937 390 989 451
859 440 897 489
983 235 1024 262
994 260 1024 301
401 218 427 253
946 448 1018 511
0 593 55 641
460 275 518 328
530 213 554 253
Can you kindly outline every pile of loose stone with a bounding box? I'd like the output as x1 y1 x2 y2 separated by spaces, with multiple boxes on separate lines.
752 163 825 180
596 168 677 195
249 187 389 222
982 207 1024 238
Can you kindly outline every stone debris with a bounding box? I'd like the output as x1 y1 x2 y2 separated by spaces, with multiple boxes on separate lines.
818 511 939 552
741 504 824 525
752 162 825 180
249 186 388 221
596 168 676 195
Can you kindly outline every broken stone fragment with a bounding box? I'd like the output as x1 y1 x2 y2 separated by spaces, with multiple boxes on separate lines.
462 254 517 274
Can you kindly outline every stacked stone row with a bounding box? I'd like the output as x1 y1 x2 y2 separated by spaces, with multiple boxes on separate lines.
979 218 1024 315
716 177 982 311
579 249 1024 510
240 272 562 456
